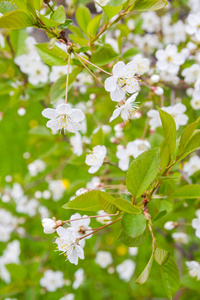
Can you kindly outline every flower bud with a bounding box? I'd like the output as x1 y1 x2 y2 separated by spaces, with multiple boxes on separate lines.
42 218 56 234
154 86 164 95
164 221 176 231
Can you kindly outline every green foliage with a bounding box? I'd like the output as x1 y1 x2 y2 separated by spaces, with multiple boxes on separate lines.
35 43 68 66
159 256 180 300
51 5 66 23
75 4 91 37
135 252 154 284
130 0 168 11
91 44 119 66
154 248 170 265
126 148 160 198
103 4 123 21
0 10 35 29
118 230 146 247
122 213 146 238
172 184 200 198
59 19 73 29
113 197 141 214
87 14 102 36
179 118 200 154
0 1 17 14
158 108 177 157
177 130 200 161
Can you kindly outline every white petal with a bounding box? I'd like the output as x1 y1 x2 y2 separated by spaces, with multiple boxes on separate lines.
46 119 63 131
42 108 57 119
68 109 85 122
110 107 123 122
65 120 82 133
110 89 125 102
88 165 100 174
56 103 71 115
112 61 125 77
105 77 117 92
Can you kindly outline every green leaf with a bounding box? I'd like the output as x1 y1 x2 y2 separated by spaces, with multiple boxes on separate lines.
98 192 118 214
33 0 42 11
87 13 102 36
135 252 154 284
37 13 61 28
114 197 141 214
50 74 66 103
126 148 160 198
122 47 140 59
160 256 180 300
13 0 36 16
63 190 102 211
108 0 127 6
103 5 123 21
177 130 200 161
59 19 73 29
6 264 27 281
35 43 68 66
130 0 168 11
154 248 170 265
0 10 35 29
0 1 17 14
118 230 146 247
171 184 200 198
91 44 119 66
75 4 91 37
158 108 176 157
179 118 200 154
122 213 146 238
63 190 118 213
51 5 65 24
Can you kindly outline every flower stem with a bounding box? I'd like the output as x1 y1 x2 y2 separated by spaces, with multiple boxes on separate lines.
75 53 112 76
65 53 71 104
62 212 119 224
74 53 105 87
78 216 122 240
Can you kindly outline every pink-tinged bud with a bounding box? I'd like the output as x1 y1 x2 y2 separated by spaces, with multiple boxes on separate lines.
42 218 57 234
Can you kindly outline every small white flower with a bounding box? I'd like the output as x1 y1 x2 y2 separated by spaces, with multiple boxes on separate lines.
72 268 84 289
191 90 200 110
186 261 200 280
164 221 176 230
28 62 49 85
50 65 71 82
70 213 91 241
116 259 135 282
105 61 139 102
132 54 150 75
186 12 200 42
85 145 107 174
156 44 185 75
172 232 189 244
128 247 138 256
70 132 83 156
182 64 200 84
28 159 46 177
48 179 66 201
183 155 200 176
55 227 84 265
40 269 64 292
95 251 113 269
96 210 111 224
142 11 160 33
42 218 56 234
60 294 75 300
42 103 85 133
110 93 139 123
192 212 200 238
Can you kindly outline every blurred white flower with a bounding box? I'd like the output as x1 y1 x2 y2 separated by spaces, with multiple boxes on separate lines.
191 90 200 110
96 210 111 224
164 221 176 230
28 159 46 177
156 44 185 75
73 268 84 289
192 211 200 238
128 247 138 256
116 259 135 282
40 269 64 292
132 54 150 75
142 11 160 33
186 261 200 280
182 64 200 84
60 294 75 300
42 103 85 133
70 132 83 156
28 62 49 85
85 145 107 173
50 65 71 82
105 61 139 102
186 12 200 42
172 232 189 244
95 251 113 268
48 180 66 201
55 227 84 265
183 155 200 176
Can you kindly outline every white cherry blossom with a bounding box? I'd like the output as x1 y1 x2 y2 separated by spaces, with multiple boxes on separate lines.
142 11 160 33
85 145 107 173
186 261 200 280
42 103 85 133
105 61 139 102
183 155 200 176
95 251 113 268
132 54 150 75
182 64 200 84
55 227 84 265
156 44 185 74
192 210 200 238
72 268 84 289
42 218 56 234
110 93 139 122
116 259 135 282
70 213 92 242
50 65 71 82
186 12 200 42
191 90 200 110
40 269 64 292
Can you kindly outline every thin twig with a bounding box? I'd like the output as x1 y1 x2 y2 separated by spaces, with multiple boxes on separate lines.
76 53 112 76
65 53 71 104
